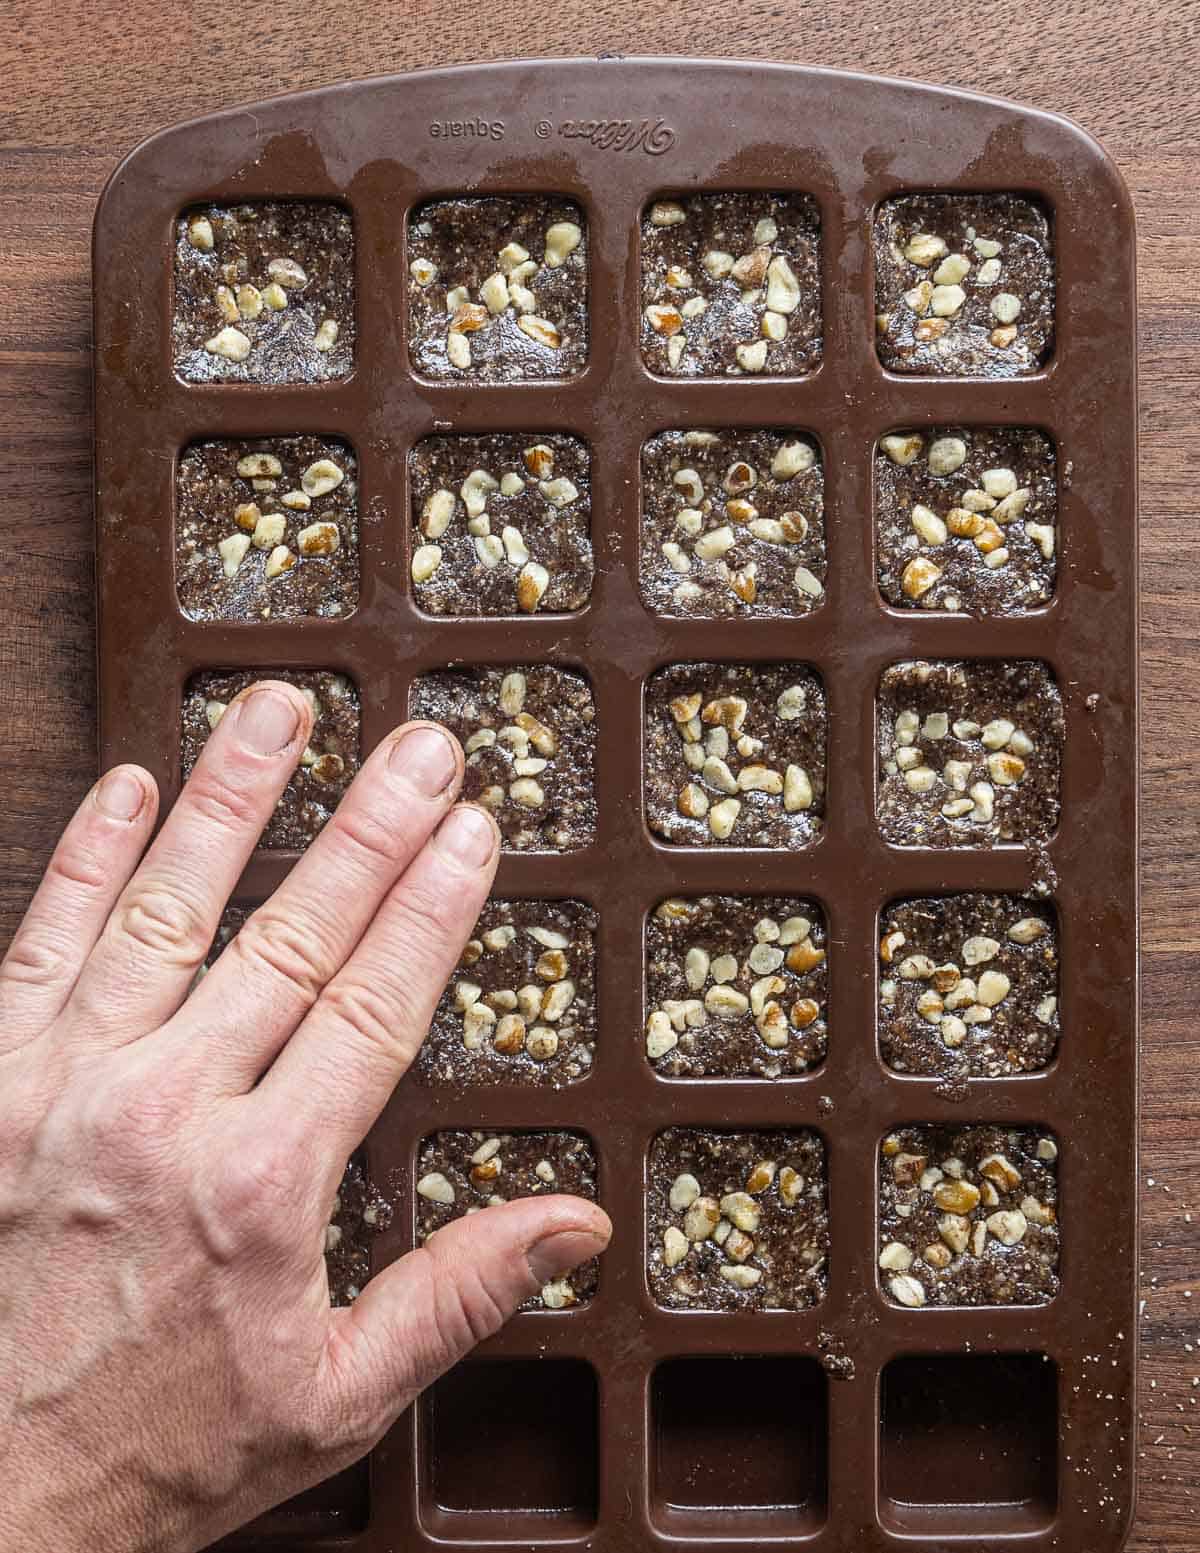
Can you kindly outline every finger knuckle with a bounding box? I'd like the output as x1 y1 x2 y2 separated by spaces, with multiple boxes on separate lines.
1 931 71 991
181 769 263 833
214 1140 303 1235
231 909 336 1007
320 976 409 1067
111 882 212 970
334 804 420 872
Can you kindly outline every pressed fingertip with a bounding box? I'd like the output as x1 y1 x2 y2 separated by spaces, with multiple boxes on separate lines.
232 684 306 755
95 765 150 822
526 1216 612 1288
434 803 499 869
388 724 459 797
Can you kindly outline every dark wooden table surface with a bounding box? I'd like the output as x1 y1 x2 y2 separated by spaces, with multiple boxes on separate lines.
3 1 1197 1544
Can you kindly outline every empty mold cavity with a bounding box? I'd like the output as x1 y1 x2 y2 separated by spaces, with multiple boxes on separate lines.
651 1356 828 1538
220 1461 369 1544
420 1359 598 1537
880 1353 1057 1535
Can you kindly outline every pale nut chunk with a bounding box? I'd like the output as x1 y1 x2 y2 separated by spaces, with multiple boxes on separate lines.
900 555 942 601
910 504 948 546
903 765 938 794
707 954 738 984
991 323 1019 349
215 284 240 323
508 560 550 615
702 248 735 278
986 1209 1028 1246
771 439 816 479
251 512 286 551
267 256 308 289
731 244 771 288
879 1241 913 1272
496 241 531 274
669 1173 702 1212
297 521 340 557
509 776 545 809
736 763 782 795
421 488 456 540
474 534 504 569
933 1178 981 1214
903 232 948 267
670 692 702 725
499 472 526 497
947 507 984 538
881 432 924 466
979 1153 1022 1191
793 566 823 599
501 526 530 566
218 533 251 577
879 929 906 963
723 1227 756 1263
991 292 1022 324
904 280 933 315
526 1027 559 1062
775 1165 804 1206
1025 522 1056 562
663 1225 690 1268
764 255 801 314
649 200 687 226
538 476 579 508
264 545 295 579
446 331 471 369
707 796 742 840
720 1264 762 1289
645 303 683 336
748 942 785 974
684 946 711 990
540 1278 576 1309
683 1196 721 1242
962 935 1001 966
411 541 444 584
931 252 970 286
750 974 786 1018
969 782 993 822
410 257 438 287
976 256 1002 286
518 315 562 349
930 283 966 317
987 751 1026 786
720 1193 761 1233
938 1212 971 1254
492 1013 527 1055
783 764 813 813
916 989 945 1024
785 939 825 974
204 325 251 361
535 948 568 981
313 319 339 352
981 467 1018 500
759 310 787 341
261 282 289 310
1021 1195 1055 1226
301 459 345 498
704 984 750 1019
187 215 215 251
943 759 972 792
479 271 510 314
646 1010 678 1059
540 980 576 1022
692 526 734 563
541 220 582 268
236 284 263 320
1008 916 1048 944
889 1273 927 1307
416 1172 455 1205
976 969 1011 1007
735 340 769 373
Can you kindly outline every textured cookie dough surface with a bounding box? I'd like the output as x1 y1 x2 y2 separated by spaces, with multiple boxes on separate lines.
879 1126 1060 1307
879 895 1059 1078
181 670 359 850
647 1129 829 1311
408 196 587 380
640 428 825 617
174 202 353 383
877 660 1063 847
874 193 1054 376
177 437 358 622
415 899 597 1087
640 193 822 377
409 666 597 852
646 895 827 1078
876 427 1056 614
416 1130 599 1310
645 663 826 848
410 433 592 615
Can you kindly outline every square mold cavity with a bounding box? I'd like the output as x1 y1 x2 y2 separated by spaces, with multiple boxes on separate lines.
220 1461 369 1544
879 1353 1058 1535
420 1358 598 1538
651 1356 828 1538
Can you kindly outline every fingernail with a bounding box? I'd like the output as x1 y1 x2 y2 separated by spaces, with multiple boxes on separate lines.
96 767 147 821
435 804 497 868
233 687 302 755
389 725 458 796
527 1227 610 1288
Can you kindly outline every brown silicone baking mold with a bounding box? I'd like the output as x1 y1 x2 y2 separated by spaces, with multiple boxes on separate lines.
93 57 1138 1553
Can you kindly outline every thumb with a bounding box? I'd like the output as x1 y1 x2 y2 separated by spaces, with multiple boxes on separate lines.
323 1194 610 1439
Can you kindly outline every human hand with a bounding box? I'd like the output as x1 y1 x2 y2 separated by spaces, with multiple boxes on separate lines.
0 681 611 1553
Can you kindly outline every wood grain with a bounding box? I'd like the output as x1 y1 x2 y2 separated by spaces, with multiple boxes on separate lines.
3 2 1198 1543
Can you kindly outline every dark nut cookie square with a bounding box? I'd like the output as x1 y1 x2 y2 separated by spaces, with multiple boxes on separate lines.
408 196 587 381
176 437 358 622
646 895 827 1078
409 666 597 852
415 899 597 1087
879 1126 1059 1307
874 193 1054 376
416 1130 599 1310
181 670 359 850
647 1128 829 1311
645 663 826 848
640 428 825 617
876 427 1056 614
877 660 1063 847
174 202 353 383
640 193 822 377
410 433 592 616
879 895 1059 1078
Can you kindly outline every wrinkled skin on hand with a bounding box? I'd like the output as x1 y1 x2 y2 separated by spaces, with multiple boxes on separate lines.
0 684 610 1553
